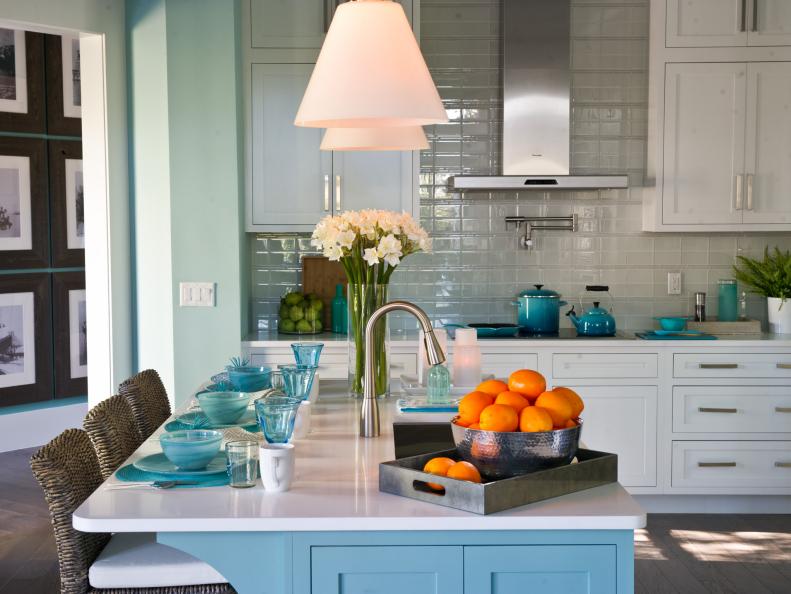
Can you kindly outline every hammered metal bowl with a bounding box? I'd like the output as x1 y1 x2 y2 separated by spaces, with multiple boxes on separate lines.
451 417 582 479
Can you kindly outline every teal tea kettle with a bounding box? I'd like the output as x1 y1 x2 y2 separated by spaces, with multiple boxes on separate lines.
566 285 617 337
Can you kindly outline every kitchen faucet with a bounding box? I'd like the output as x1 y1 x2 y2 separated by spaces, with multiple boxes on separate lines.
361 301 446 437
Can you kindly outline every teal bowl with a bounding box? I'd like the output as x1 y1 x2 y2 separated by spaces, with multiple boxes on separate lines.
159 430 222 470
654 316 688 331
196 391 251 425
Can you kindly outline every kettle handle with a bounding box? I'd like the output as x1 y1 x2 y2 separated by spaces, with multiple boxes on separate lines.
565 305 575 317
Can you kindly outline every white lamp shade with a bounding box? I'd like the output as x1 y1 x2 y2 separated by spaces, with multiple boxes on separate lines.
295 0 447 128
321 127 429 151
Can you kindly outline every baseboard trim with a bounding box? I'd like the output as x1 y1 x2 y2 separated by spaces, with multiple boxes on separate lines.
0 401 88 452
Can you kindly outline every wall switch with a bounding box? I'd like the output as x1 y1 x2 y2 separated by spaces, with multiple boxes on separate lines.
667 272 682 295
179 282 216 307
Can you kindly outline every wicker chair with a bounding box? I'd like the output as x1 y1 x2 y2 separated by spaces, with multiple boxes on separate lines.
83 395 144 480
30 428 235 594
119 370 171 439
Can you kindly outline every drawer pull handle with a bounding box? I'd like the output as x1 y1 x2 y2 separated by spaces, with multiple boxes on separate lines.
777 363 791 370
698 461 737 468
775 407 791 413
775 462 791 469
698 407 738 413
698 363 738 369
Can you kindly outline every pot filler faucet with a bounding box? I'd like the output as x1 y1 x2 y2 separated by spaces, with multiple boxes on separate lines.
361 301 446 437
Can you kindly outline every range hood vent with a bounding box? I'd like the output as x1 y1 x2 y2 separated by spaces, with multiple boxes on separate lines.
450 0 628 192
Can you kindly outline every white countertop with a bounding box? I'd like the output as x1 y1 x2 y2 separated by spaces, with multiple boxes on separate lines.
74 386 646 533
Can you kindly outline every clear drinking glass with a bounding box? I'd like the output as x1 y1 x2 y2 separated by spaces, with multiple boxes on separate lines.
255 394 301 443
278 364 316 401
291 342 324 367
225 440 259 488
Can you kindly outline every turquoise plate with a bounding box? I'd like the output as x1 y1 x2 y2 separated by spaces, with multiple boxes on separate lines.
133 452 227 476
165 411 260 432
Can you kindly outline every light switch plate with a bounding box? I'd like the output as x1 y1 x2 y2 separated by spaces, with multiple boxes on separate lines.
667 272 682 295
179 282 216 307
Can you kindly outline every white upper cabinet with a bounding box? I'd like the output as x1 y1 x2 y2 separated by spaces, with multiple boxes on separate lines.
666 0 748 47
742 62 791 224
666 0 791 47
250 0 331 49
662 63 746 225
332 152 415 214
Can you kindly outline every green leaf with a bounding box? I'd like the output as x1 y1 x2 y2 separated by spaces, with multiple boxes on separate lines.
732 247 791 299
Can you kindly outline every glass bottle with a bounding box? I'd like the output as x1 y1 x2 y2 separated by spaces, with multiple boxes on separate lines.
427 364 451 404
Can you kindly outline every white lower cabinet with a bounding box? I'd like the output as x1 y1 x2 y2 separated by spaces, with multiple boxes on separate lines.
480 352 539 380
565 385 658 488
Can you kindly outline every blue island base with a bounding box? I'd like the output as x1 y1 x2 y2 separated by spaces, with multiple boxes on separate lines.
159 529 635 594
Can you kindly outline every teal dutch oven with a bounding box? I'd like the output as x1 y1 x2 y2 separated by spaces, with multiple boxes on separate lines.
513 285 567 335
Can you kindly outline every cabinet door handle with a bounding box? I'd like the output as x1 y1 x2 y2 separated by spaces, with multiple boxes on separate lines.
698 407 738 413
740 0 747 32
735 174 744 210
746 174 754 210
324 174 330 211
777 363 791 370
775 407 791 413
335 175 342 211
775 461 791 468
699 363 738 369
698 461 736 468
751 0 758 32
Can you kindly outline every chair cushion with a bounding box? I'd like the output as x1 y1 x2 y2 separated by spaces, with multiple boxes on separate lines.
89 533 227 589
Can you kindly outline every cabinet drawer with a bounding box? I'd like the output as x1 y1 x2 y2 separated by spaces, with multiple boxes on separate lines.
249 351 348 379
480 352 539 379
390 353 417 378
674 353 791 378
552 353 657 379
673 386 791 434
672 441 791 489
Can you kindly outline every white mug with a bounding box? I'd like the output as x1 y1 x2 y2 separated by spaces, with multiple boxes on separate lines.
292 401 312 439
259 443 295 492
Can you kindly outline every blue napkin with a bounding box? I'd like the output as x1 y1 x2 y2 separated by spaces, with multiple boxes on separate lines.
114 464 230 488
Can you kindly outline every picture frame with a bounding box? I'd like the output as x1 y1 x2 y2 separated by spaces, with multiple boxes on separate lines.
49 140 84 266
53 272 87 398
0 30 45 133
0 136 48 269
45 34 81 137
0 273 52 407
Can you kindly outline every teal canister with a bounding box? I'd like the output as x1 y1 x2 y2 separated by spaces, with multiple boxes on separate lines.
717 279 738 322
331 284 348 334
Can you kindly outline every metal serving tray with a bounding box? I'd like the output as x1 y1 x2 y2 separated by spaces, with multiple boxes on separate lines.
379 448 617 515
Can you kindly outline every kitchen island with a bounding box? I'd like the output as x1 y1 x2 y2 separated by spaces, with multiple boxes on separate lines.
74 385 645 594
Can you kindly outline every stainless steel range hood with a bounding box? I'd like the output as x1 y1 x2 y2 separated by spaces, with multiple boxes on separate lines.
450 0 628 191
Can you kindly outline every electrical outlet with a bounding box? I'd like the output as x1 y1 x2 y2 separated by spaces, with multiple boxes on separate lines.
179 282 216 307
667 272 682 295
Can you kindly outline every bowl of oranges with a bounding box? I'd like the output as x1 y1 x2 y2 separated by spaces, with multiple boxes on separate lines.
450 369 584 479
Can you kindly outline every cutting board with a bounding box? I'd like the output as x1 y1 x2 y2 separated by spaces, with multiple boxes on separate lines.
302 256 347 329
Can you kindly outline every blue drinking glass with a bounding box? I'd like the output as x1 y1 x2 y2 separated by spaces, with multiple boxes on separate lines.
255 394 301 443
269 370 285 392
291 342 324 366
278 364 317 401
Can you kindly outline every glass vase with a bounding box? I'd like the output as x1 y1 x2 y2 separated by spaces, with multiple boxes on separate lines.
347 283 389 398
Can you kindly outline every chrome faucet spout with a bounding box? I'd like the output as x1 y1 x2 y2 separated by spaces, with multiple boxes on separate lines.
361 300 446 437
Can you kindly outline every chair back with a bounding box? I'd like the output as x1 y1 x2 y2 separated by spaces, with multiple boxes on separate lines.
83 394 143 480
119 369 171 438
30 428 110 594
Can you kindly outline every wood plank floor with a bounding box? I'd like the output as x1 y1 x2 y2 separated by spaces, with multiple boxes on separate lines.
1 447 789 593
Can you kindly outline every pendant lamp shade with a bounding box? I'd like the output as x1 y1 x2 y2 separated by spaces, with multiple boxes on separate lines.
294 0 447 128
321 126 429 151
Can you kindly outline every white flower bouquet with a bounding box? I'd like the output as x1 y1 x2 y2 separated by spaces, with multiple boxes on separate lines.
311 210 431 396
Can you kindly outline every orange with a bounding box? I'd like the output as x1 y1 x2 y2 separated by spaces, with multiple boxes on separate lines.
564 418 577 429
454 417 471 428
446 460 482 483
423 456 456 491
475 379 509 396
494 391 530 414
479 403 519 432
553 386 584 418
508 369 547 400
469 423 480 430
519 406 553 432
535 390 573 427
458 391 495 424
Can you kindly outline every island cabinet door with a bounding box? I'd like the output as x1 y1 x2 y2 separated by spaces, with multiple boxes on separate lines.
464 545 617 594
311 545 463 594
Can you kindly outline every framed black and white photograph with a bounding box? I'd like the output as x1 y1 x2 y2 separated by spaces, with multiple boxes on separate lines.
45 34 81 137
0 30 45 133
0 274 51 407
49 140 84 266
53 272 86 398
0 136 48 269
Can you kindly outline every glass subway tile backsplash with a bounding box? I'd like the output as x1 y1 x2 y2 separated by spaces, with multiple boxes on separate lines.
250 0 791 333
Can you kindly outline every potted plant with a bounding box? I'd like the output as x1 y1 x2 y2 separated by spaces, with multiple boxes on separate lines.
733 247 791 334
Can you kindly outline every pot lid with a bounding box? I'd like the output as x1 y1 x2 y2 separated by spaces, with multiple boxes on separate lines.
586 302 613 316
519 284 562 299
